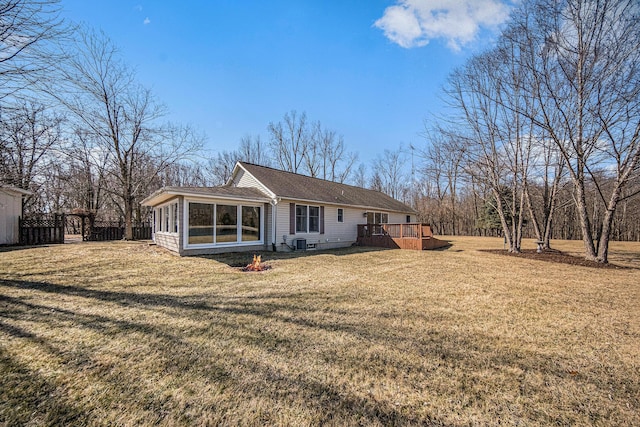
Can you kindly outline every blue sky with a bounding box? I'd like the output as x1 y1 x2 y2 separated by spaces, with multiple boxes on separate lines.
59 1 514 164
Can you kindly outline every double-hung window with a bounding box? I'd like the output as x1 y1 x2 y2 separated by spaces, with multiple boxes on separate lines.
296 205 320 233
296 205 308 233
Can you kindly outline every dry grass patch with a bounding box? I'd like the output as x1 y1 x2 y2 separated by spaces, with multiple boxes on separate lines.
1 238 639 425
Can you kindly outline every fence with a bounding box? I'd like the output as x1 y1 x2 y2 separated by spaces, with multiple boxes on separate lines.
87 220 152 241
19 214 65 245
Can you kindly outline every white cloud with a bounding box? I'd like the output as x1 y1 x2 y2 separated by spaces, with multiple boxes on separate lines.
375 0 512 51
143 17 151 25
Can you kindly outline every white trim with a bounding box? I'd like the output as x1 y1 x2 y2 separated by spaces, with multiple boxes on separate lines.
142 188 269 207
183 198 265 250
295 203 321 234
231 162 277 199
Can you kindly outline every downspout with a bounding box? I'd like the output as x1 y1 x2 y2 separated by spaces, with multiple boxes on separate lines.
270 198 280 251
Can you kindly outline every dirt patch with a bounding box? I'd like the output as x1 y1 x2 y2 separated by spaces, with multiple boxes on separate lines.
481 248 630 269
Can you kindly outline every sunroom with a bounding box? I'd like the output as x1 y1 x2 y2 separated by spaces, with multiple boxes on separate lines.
142 186 271 256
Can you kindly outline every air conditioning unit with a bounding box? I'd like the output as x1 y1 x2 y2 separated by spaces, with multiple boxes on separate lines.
295 239 307 251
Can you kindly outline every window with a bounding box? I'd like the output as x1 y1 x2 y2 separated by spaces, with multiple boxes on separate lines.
173 203 179 232
188 203 214 244
337 208 344 223
296 205 320 233
242 206 260 241
296 205 308 233
216 204 238 243
366 212 389 224
164 206 170 232
406 215 411 223
186 201 262 247
158 208 164 231
309 206 320 232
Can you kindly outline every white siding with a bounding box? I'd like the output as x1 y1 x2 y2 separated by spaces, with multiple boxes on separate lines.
233 168 273 196
155 233 180 253
0 190 22 245
275 199 416 252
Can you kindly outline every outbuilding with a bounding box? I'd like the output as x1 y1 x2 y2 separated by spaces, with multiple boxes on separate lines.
0 185 32 245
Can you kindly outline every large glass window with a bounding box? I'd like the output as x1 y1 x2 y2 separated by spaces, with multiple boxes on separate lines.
216 204 238 243
242 206 260 241
296 205 307 233
173 203 179 233
309 206 320 232
188 203 214 244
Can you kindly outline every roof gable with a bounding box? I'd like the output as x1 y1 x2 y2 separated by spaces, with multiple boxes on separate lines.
235 162 415 213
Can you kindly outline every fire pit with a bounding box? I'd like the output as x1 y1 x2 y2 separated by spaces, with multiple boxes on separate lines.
242 254 271 272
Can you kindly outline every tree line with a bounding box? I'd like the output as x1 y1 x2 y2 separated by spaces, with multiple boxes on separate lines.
1 0 638 263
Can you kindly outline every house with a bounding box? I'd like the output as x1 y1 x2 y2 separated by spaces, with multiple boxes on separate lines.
0 185 32 245
141 162 417 255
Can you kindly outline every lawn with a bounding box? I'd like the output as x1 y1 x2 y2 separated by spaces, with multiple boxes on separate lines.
1 237 638 426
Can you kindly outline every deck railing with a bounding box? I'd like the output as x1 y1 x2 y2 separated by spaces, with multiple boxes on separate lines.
357 223 433 239
357 223 446 250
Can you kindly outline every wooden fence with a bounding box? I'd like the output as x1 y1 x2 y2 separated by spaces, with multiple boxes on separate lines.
19 214 65 245
19 215 151 245
87 220 152 241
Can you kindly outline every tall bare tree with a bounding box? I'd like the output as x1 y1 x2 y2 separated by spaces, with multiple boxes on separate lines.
512 0 640 262
371 147 407 200
267 110 310 174
0 102 64 212
53 29 202 239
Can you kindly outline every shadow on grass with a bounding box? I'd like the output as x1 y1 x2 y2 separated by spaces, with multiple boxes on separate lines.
1 276 637 425
193 245 394 267
0 344 89 425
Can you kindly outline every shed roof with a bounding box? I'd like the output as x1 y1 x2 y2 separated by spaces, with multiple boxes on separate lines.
0 185 32 196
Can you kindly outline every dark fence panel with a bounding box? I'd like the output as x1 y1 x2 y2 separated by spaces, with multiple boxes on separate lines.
132 225 152 240
19 214 65 245
87 221 152 241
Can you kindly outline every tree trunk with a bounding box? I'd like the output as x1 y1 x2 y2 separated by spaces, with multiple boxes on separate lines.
574 178 597 260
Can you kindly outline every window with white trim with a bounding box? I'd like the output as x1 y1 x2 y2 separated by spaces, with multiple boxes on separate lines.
337 208 344 223
186 201 262 246
296 205 320 233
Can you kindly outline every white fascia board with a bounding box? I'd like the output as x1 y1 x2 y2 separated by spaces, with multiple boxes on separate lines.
233 163 277 200
141 188 270 207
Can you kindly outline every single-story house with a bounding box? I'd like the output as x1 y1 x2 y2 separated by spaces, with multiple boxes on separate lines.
0 185 32 245
141 162 417 255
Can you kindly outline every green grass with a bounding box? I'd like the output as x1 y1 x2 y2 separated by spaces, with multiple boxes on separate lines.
1 237 639 426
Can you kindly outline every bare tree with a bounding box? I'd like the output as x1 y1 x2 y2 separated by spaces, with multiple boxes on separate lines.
267 110 310 174
513 0 640 262
53 29 202 239
352 163 367 188
238 134 269 166
371 147 407 200
0 0 67 101
418 126 465 235
0 102 64 212
316 126 357 183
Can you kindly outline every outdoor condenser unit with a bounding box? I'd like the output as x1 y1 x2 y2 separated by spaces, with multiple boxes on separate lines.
295 239 307 251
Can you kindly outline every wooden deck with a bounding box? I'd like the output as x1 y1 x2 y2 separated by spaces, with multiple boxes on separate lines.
356 223 449 250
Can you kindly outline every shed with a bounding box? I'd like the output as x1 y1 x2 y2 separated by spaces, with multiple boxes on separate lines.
0 185 32 245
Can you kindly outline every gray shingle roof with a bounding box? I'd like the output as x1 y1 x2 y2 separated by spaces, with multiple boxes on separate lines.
238 162 415 213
